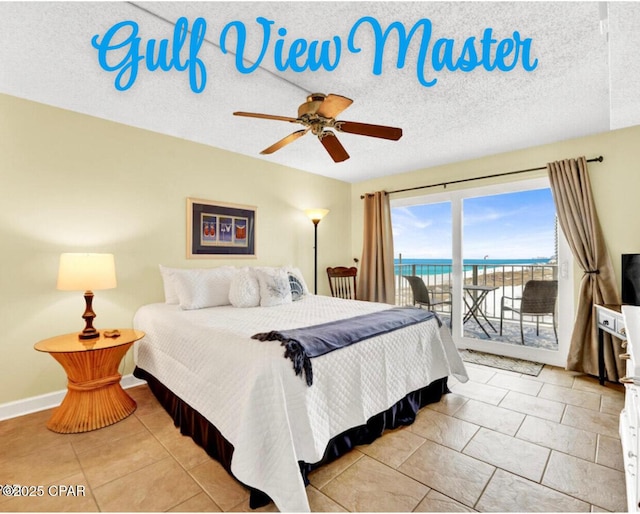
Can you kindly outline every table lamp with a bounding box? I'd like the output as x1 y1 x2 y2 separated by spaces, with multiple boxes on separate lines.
304 209 329 294
57 253 117 340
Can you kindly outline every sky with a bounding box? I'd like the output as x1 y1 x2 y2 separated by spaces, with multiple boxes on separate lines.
391 188 556 260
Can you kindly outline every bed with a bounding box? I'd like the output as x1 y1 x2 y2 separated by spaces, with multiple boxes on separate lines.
132 265 468 512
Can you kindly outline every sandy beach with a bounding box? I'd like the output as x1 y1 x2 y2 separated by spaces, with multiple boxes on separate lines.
464 266 556 287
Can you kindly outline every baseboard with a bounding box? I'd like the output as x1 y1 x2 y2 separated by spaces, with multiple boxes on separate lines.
0 374 147 422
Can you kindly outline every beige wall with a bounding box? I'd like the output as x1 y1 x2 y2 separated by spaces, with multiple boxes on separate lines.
351 125 640 297
4 89 640 407
0 93 352 404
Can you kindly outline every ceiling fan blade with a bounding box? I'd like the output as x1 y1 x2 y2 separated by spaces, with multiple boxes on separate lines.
260 129 310 155
316 94 353 119
234 111 299 123
319 131 350 162
336 121 403 141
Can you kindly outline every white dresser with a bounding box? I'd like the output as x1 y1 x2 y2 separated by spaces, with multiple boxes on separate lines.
596 304 627 384
621 305 640 512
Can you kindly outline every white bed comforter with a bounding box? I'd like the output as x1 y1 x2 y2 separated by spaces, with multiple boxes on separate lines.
133 295 467 512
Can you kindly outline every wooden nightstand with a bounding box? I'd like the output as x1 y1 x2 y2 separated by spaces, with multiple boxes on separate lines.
34 329 145 433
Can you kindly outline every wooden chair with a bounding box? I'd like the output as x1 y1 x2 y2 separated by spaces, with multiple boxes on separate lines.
403 275 452 310
500 279 558 344
327 267 358 300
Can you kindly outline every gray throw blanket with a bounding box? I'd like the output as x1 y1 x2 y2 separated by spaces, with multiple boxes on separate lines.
252 307 439 386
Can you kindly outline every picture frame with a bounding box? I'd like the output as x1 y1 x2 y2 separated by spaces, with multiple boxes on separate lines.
187 198 257 258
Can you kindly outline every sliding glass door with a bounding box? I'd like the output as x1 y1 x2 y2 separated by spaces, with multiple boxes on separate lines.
393 201 453 320
391 177 573 367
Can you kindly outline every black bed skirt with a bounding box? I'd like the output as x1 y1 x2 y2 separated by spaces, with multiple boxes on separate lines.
133 366 449 509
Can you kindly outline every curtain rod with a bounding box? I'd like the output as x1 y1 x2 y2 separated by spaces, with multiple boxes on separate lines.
360 155 604 199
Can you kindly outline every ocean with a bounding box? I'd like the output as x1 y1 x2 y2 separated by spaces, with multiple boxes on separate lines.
394 258 553 276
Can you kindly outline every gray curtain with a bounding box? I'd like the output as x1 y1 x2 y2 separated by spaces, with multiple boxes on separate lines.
359 191 395 304
547 157 622 380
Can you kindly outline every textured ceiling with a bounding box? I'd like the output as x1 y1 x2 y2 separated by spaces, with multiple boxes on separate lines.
1 2 639 183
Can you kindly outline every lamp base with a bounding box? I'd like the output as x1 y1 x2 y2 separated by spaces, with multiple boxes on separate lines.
79 290 100 340
79 328 100 340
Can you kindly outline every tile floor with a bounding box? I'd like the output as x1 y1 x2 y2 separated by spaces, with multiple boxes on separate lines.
0 363 627 512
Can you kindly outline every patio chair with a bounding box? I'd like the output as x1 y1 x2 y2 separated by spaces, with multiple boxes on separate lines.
327 266 358 300
500 279 558 344
403 275 452 311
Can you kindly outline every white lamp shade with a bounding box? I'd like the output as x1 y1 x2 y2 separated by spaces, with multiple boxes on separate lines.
305 209 329 222
57 253 117 291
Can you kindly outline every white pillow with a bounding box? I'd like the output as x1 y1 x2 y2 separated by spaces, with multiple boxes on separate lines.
255 267 293 307
229 268 261 308
172 266 237 310
283 266 310 296
159 265 184 304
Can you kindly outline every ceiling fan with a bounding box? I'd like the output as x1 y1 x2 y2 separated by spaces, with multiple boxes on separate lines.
233 93 403 163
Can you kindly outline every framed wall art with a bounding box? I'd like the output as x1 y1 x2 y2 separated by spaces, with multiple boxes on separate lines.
187 198 256 258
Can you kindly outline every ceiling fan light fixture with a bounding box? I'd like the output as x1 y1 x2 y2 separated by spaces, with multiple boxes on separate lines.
233 92 403 163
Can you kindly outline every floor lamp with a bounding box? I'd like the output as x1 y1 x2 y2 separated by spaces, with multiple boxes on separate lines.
305 209 329 294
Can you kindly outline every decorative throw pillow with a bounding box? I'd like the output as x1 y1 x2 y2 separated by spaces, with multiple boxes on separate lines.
288 273 305 301
255 267 293 307
229 268 261 308
172 266 237 310
283 266 310 296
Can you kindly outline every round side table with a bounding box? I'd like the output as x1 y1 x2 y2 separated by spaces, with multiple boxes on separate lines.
34 329 145 433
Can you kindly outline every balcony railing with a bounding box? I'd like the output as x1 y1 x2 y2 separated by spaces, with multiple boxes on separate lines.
395 262 558 327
